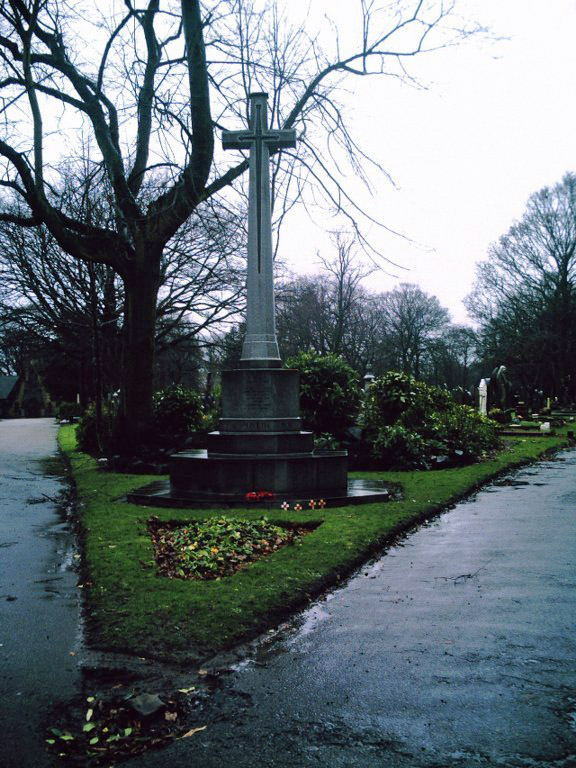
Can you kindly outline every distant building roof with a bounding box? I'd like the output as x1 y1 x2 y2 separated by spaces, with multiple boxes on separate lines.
0 375 19 400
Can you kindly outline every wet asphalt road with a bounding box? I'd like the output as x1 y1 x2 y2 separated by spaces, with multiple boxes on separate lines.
127 450 576 768
0 419 81 768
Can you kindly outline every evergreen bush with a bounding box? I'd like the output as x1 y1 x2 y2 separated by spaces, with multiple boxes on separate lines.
285 352 361 439
371 424 430 469
361 371 501 469
76 403 115 454
488 407 511 424
56 402 83 421
423 406 499 462
361 371 414 428
152 386 204 438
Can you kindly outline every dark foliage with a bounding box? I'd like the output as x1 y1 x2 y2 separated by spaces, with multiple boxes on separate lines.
152 386 204 439
466 173 576 406
286 352 361 440
362 372 500 469
76 403 116 455
149 517 307 580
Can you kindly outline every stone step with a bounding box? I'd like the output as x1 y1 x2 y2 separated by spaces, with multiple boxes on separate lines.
169 448 348 496
127 477 396 509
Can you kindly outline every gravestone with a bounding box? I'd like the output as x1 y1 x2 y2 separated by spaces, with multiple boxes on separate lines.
168 93 349 500
488 364 511 410
478 378 488 416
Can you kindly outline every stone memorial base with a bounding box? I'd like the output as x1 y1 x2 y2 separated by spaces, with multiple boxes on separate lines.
167 366 348 501
170 447 348 498
127 476 395 509
129 365 393 508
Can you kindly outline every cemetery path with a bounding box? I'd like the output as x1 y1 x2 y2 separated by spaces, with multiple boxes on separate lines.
0 418 81 768
127 448 576 768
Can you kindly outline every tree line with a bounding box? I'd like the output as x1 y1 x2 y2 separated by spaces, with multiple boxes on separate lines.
3 171 576 417
0 0 572 436
466 172 576 408
274 233 480 397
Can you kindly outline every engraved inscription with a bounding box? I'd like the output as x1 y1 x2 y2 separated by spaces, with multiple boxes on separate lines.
220 418 302 433
245 379 273 413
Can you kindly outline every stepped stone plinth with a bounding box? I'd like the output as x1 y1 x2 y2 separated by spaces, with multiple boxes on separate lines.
169 366 348 499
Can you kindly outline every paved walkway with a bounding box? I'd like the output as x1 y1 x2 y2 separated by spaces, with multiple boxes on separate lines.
0 419 81 768
128 449 576 768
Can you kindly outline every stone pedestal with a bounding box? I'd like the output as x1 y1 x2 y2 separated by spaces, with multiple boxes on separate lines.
169 367 348 500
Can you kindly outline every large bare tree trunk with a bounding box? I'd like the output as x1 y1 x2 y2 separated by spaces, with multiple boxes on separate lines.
117 262 160 449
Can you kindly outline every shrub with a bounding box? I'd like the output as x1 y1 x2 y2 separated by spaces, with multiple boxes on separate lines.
488 407 511 424
76 403 115 454
362 372 454 433
152 386 204 438
371 424 430 469
56 402 83 421
285 352 361 438
424 406 500 462
202 384 222 432
360 371 501 469
401 380 454 429
362 371 414 429
314 433 340 452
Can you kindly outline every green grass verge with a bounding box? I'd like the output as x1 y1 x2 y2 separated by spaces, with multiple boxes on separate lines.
59 425 571 663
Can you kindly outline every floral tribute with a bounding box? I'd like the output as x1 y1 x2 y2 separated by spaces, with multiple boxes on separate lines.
279 499 328 511
244 492 329 510
244 490 276 502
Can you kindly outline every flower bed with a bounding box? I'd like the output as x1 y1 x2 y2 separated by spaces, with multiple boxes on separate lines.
148 516 314 580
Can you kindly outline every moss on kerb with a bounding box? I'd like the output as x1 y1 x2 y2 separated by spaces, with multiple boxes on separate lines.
58 425 572 664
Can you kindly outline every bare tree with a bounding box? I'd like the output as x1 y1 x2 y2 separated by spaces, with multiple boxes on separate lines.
0 317 27 375
276 231 377 369
0 0 475 445
425 325 478 395
466 172 576 401
377 282 450 378
0 194 246 395
0 219 122 400
316 232 376 355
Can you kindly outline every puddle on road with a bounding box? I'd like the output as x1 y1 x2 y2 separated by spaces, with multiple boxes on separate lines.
289 593 337 640
492 479 531 487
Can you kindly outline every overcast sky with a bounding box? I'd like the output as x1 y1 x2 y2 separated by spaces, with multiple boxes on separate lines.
278 0 576 324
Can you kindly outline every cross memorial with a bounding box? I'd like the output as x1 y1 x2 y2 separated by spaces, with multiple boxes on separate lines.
222 92 296 366
145 95 368 504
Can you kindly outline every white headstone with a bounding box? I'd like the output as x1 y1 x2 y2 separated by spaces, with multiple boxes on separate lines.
478 378 489 416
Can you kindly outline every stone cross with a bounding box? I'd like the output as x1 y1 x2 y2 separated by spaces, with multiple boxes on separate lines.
222 92 297 366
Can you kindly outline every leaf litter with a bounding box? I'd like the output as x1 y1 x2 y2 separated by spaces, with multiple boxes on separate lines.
46 691 207 766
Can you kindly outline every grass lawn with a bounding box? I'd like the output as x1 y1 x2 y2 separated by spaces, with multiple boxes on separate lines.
60 425 571 664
